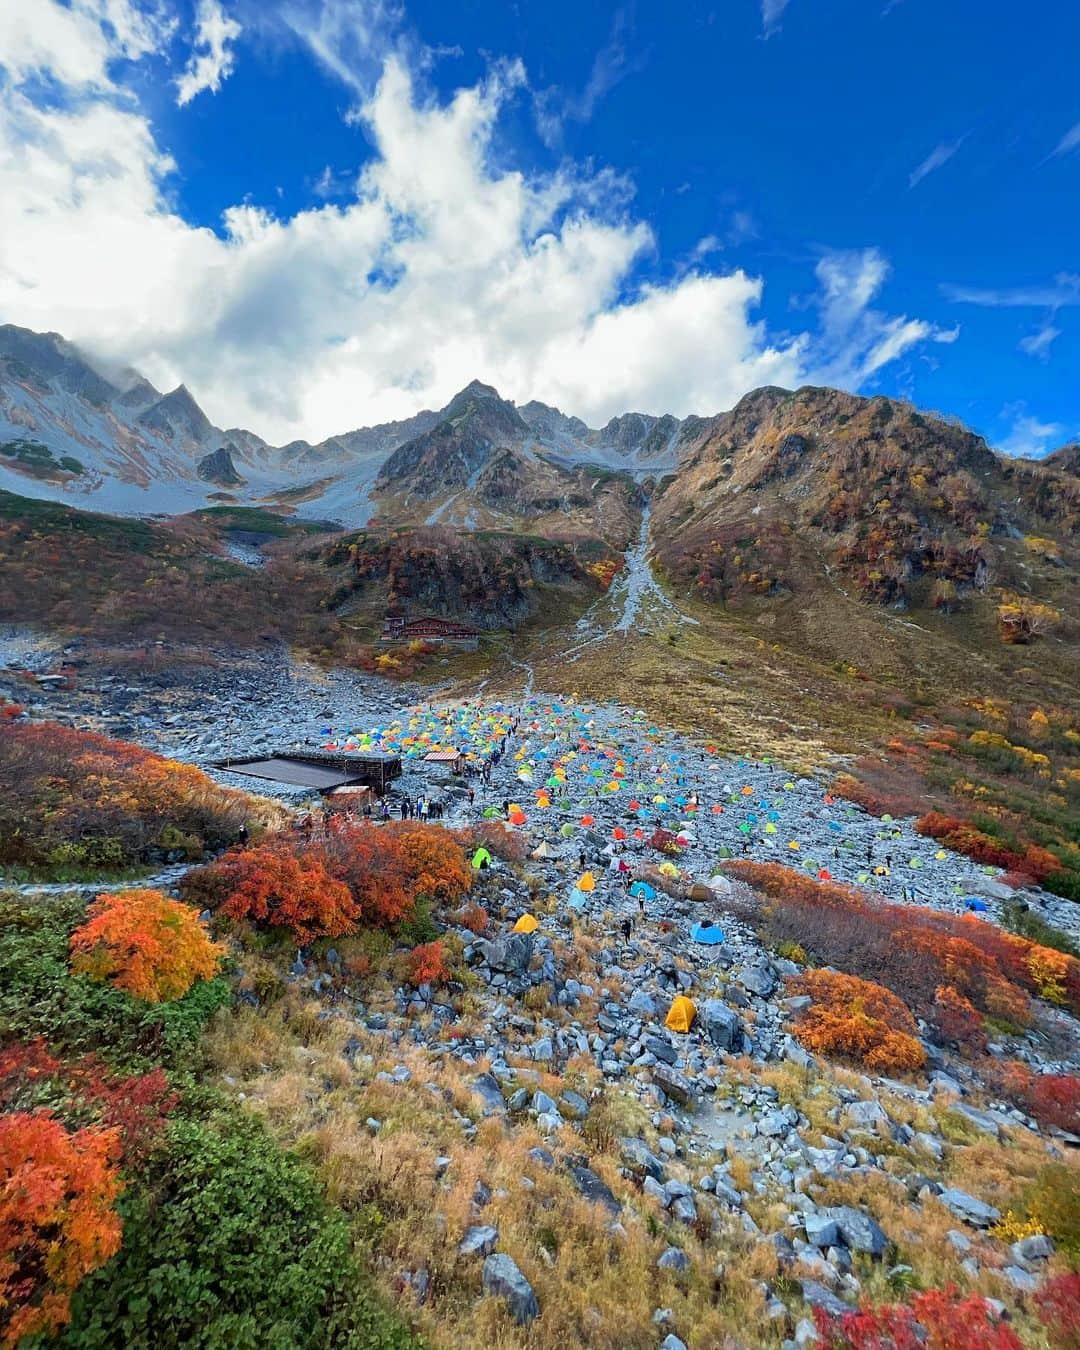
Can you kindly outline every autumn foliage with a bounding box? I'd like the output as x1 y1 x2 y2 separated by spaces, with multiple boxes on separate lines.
982 1060 1080 1134
915 812 1063 883
381 821 472 902
70 889 223 1003
815 1286 1023 1350
0 1111 123 1345
789 969 926 1074
0 721 255 876
725 861 1079 1025
185 820 472 944
198 844 359 945
406 940 451 987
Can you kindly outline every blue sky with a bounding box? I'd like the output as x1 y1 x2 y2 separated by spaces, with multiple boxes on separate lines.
1 1 1077 453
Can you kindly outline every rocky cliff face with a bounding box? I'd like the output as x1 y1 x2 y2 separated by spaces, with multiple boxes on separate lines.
197 446 245 486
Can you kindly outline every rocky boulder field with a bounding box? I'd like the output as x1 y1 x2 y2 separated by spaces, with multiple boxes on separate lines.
2 634 1078 1349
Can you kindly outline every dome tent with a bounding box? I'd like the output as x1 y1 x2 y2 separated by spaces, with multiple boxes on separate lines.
665 995 696 1034
513 913 539 934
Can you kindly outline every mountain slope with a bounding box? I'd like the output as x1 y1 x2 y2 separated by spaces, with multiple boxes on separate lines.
652 385 1078 613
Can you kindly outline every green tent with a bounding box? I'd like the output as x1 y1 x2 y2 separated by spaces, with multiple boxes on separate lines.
471 847 493 869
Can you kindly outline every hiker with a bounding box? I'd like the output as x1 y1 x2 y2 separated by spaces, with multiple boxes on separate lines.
637 895 645 917
237 822 249 847
865 844 874 865
579 849 587 870
467 787 475 806
502 799 510 819
400 798 409 820
621 917 632 943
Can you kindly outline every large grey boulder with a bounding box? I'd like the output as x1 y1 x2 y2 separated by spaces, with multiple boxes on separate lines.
482 1253 539 1324
569 1165 620 1214
459 1225 499 1257
826 1206 889 1258
938 1188 1001 1227
652 1064 697 1107
699 999 742 1051
619 1136 666 1181
471 1073 507 1117
739 961 778 998
481 932 534 974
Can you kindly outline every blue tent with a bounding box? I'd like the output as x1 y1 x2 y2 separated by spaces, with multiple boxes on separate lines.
690 922 725 945
964 898 990 913
629 881 657 900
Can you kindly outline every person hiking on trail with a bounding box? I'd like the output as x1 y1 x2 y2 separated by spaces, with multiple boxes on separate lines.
741 839 751 855
865 844 874 865
467 787 475 807
621 917 632 943
637 895 646 918
885 853 893 869
237 823 249 847
502 799 510 819
579 850 587 870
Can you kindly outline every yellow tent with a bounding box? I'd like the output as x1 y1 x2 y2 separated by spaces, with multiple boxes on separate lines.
577 871 596 892
513 913 539 934
658 861 679 877
665 995 696 1034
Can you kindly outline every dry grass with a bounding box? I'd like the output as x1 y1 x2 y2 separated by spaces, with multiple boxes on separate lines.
203 995 794 1348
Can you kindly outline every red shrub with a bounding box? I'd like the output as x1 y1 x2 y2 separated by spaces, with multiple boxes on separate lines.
319 820 414 927
815 1286 1023 1350
203 843 359 944
0 1042 177 1167
984 1060 1080 1133
464 822 529 863
407 940 450 987
928 985 987 1054
0 704 23 722
455 903 489 935
1034 1273 1080 1350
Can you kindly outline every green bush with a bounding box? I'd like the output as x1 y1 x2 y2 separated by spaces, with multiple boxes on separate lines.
58 1111 418 1350
0 894 230 1070
1001 901 1079 957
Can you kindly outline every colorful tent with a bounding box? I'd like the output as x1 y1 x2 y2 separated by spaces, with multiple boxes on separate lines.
577 871 596 892
513 913 539 934
665 995 696 1033
690 922 725 945
471 847 493 869
629 881 657 900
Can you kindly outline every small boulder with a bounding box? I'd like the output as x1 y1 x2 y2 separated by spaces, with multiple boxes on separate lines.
482 1253 539 1324
459 1225 499 1258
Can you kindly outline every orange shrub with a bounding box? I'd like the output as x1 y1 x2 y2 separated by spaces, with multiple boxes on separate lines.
406 940 450 987
455 902 489 935
789 970 926 1074
69 889 223 1003
202 844 359 944
382 822 472 902
0 1111 123 1345
0 721 253 873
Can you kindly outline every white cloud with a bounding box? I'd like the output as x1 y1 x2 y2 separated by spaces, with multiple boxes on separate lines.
943 274 1080 308
1050 121 1080 158
1018 321 1060 361
0 0 171 91
998 405 1064 458
761 0 791 38
807 248 959 388
0 7 951 444
909 138 963 188
176 0 242 106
